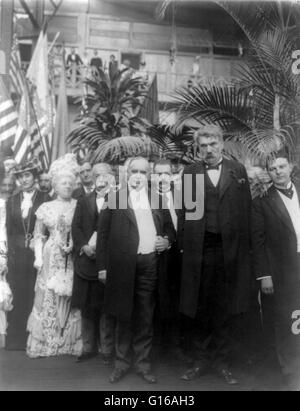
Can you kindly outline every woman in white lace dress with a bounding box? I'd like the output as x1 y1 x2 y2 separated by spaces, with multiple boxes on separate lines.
27 165 83 358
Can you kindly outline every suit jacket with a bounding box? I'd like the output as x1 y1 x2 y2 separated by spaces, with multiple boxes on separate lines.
252 182 300 306
157 187 182 319
67 54 83 66
109 60 119 79
96 187 176 322
178 159 253 319
72 192 100 281
90 57 103 69
72 186 87 200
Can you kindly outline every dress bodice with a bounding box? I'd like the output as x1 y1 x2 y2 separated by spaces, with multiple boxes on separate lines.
35 199 77 240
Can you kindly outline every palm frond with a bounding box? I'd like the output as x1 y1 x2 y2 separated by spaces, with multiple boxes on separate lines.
91 136 159 163
170 84 253 134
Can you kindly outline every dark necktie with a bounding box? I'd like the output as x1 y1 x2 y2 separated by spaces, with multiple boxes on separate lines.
277 186 294 200
205 161 222 171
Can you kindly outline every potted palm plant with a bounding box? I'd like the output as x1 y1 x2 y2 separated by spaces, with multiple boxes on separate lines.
67 69 158 164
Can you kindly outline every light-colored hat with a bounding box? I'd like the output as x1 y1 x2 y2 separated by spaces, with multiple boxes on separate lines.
49 154 79 181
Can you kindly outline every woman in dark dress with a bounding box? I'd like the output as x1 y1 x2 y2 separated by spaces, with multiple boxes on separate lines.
6 159 49 350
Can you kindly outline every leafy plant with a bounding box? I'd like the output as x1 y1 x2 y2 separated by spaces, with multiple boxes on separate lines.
168 1 300 164
67 69 157 163
148 124 193 162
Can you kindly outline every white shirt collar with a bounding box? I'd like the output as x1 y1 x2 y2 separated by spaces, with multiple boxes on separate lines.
23 190 36 199
275 182 293 191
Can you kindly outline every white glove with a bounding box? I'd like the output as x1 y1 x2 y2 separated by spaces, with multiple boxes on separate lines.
98 270 107 284
34 258 43 272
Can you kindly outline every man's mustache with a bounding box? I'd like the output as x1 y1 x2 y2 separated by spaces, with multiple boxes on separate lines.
96 183 109 190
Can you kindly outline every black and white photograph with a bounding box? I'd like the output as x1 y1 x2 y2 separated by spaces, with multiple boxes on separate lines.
0 0 300 395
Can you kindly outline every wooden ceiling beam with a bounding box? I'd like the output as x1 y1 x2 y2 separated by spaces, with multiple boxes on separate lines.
19 0 40 30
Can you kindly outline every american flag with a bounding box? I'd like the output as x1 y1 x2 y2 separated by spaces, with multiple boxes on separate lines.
0 76 18 154
10 32 51 171
9 37 26 98
13 93 49 170
28 115 49 170
13 82 49 170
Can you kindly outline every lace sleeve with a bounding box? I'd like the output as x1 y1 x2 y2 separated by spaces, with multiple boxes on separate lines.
34 204 48 242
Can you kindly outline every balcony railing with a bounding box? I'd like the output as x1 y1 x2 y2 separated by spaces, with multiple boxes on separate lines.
19 60 241 101
51 64 241 99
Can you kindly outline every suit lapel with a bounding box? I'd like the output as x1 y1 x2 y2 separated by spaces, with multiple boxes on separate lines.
124 190 138 228
86 192 97 218
190 163 205 220
266 186 295 234
16 192 22 222
219 159 233 200
151 208 162 235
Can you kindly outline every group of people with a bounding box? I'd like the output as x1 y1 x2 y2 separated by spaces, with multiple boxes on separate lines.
66 47 119 81
0 124 300 389
65 47 149 85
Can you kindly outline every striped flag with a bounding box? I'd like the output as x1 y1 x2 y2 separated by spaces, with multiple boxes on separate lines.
13 84 31 164
28 117 48 170
13 89 49 170
9 38 26 98
26 31 54 168
14 115 49 170
0 76 18 154
13 126 29 164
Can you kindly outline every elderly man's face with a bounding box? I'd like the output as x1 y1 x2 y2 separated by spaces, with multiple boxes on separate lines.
197 135 224 165
0 176 15 200
95 174 113 197
128 159 149 190
39 173 52 193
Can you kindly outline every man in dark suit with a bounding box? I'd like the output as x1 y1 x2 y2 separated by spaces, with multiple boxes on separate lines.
152 159 190 363
72 163 115 363
73 161 94 199
178 125 252 385
97 157 176 384
90 50 103 74
66 48 83 68
252 151 300 390
109 54 119 81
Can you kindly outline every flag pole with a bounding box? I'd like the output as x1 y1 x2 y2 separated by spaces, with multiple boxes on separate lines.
48 32 61 55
